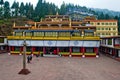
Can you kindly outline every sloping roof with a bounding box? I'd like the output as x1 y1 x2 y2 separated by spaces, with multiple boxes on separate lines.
101 36 120 39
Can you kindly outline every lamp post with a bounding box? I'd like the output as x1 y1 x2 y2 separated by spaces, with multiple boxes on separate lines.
18 33 30 75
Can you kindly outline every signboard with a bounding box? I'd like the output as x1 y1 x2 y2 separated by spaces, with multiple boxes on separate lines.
44 40 56 47
56 41 69 47
8 40 18 46
31 40 44 46
69 41 83 47
83 41 98 47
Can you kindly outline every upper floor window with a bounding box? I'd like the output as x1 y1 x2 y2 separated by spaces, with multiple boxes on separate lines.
113 23 116 25
102 23 104 25
102 28 104 30
106 28 108 30
90 23 94 25
109 23 112 25
97 23 100 25
105 23 108 25
113 28 116 30
97 28 100 30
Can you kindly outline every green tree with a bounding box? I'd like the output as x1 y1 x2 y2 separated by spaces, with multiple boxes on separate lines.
105 14 110 19
19 2 25 16
3 1 10 18
59 2 67 15
11 1 19 16
34 0 43 21
0 0 4 6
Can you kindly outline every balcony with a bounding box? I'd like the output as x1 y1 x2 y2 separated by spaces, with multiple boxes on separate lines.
7 36 100 40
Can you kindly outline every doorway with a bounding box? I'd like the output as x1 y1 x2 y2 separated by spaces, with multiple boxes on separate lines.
46 47 57 55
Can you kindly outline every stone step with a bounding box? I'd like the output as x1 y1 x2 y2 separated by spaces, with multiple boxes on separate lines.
43 54 60 57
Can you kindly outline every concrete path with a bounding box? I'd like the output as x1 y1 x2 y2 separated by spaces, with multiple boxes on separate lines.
0 53 120 80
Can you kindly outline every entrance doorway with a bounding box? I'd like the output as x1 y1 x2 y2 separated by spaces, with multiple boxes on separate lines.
46 47 57 55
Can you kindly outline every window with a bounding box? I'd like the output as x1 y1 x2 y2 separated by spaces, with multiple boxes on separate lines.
26 32 32 36
106 28 108 30
97 33 100 35
59 32 70 37
113 23 116 25
90 23 93 25
59 47 69 52
97 23 100 25
72 32 80 36
34 32 44 37
102 28 104 30
36 47 43 51
108 39 112 45
105 23 108 25
26 47 31 52
15 47 20 51
72 47 80 53
102 33 104 35
45 32 57 37
84 32 94 36
0 38 4 43
85 48 94 53
101 23 104 25
113 33 116 35
109 23 112 25
15 32 23 36
113 28 116 30
97 28 100 30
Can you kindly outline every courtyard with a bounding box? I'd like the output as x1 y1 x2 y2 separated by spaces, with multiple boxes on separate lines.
0 53 120 80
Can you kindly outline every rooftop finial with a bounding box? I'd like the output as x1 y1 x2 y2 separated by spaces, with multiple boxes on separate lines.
56 12 59 15
13 21 16 27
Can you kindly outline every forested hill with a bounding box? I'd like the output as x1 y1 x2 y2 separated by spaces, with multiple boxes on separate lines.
0 0 120 36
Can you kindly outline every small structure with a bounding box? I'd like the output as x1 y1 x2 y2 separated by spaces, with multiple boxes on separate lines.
100 36 120 58
0 36 7 54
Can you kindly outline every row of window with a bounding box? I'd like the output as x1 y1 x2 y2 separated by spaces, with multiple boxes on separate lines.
101 39 112 45
12 47 95 53
91 22 117 26
97 33 117 35
15 32 94 37
97 28 117 30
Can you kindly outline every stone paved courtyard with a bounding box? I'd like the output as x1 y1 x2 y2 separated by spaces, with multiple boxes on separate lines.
0 53 120 80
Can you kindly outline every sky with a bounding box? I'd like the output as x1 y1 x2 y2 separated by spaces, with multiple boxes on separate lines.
5 0 120 12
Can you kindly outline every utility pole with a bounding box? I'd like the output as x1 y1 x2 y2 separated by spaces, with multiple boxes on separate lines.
18 32 30 75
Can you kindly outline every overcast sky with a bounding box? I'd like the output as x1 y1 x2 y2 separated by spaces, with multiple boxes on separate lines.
5 0 120 12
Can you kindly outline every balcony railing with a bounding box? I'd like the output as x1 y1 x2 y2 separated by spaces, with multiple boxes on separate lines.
7 36 100 40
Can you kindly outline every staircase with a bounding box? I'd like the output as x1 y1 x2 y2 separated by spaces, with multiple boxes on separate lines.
43 54 60 57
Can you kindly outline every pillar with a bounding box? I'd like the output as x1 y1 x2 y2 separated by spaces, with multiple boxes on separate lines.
57 47 59 54
94 47 99 58
69 47 72 57
82 47 85 58
43 47 46 54
82 30 84 37
20 46 23 55
112 49 115 56
12 46 14 51
35 22 37 29
31 47 34 54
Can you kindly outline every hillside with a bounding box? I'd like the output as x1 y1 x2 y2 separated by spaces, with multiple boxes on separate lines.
91 8 120 17
0 0 120 36
0 17 30 36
